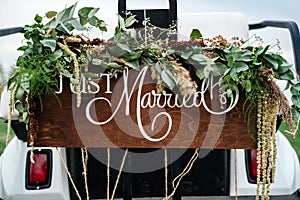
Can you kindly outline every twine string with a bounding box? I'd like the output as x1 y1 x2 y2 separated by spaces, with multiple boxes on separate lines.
56 148 82 200
164 148 199 200
81 148 89 200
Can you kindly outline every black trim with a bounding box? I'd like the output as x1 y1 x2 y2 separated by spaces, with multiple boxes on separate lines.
249 20 300 75
244 150 256 184
25 149 53 190
11 121 27 142
0 27 24 37
66 148 85 200
118 0 177 29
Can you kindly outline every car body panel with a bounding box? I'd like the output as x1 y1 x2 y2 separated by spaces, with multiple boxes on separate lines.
0 138 70 200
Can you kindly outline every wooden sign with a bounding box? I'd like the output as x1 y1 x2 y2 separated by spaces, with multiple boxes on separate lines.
32 66 256 149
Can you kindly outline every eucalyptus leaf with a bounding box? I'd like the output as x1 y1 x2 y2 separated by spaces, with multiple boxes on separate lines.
49 49 63 61
181 51 193 60
191 54 207 63
70 19 87 30
154 62 163 74
280 69 295 80
237 51 252 62
125 15 137 28
92 58 103 66
59 3 76 23
264 54 278 70
234 62 249 73
88 16 103 27
23 112 29 124
15 102 23 113
122 51 141 61
195 68 205 80
60 69 73 78
15 87 25 101
83 72 99 78
57 23 72 35
161 69 177 89
204 65 212 78
108 45 127 57
128 60 140 70
277 62 292 74
242 80 251 92
118 14 126 31
291 87 299 95
40 38 56 52
292 83 300 91
117 43 131 52
292 96 300 108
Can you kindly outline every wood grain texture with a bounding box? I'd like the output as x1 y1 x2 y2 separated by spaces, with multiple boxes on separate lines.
33 68 257 149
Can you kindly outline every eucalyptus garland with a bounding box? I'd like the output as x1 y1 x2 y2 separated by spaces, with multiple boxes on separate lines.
5 3 300 199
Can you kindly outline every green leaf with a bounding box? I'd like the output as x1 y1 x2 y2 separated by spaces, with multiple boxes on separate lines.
15 102 24 113
230 68 239 82
117 43 131 52
15 87 25 101
291 87 299 95
57 23 72 35
292 106 300 122
264 54 278 70
277 62 292 74
108 62 122 69
190 29 202 39
23 112 29 124
59 3 76 23
143 56 154 65
70 19 87 30
91 58 102 66
108 45 127 57
191 54 207 63
280 69 295 80
195 68 205 80
242 80 251 92
78 7 99 19
46 11 58 18
237 51 252 62
60 69 73 78
83 72 98 78
88 16 104 27
292 96 300 108
125 15 137 27
161 69 177 89
122 51 141 61
292 83 300 91
154 62 162 73
204 65 212 78
34 14 43 23
49 49 63 61
234 62 249 73
128 60 140 70
118 15 126 31
40 38 56 52
180 51 193 60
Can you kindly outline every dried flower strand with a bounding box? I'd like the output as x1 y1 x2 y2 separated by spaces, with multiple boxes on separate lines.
57 41 81 107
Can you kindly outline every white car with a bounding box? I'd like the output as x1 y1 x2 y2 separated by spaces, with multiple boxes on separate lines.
0 0 300 199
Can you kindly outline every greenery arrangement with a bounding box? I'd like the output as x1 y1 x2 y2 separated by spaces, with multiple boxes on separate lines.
5 3 300 199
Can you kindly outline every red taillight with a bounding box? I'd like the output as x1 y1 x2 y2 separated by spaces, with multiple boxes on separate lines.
248 149 269 182
29 154 48 186
249 149 259 179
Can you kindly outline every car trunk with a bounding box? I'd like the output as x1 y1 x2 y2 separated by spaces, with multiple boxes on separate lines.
66 148 230 199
